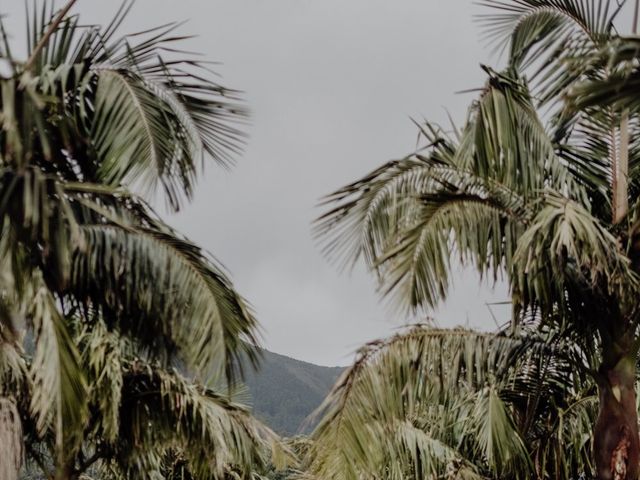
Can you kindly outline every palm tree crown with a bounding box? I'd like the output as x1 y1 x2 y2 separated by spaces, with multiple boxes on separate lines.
0 2 275 478
316 1 640 478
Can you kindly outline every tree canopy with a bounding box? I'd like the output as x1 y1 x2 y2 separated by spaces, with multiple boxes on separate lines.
0 2 278 478
316 1 640 478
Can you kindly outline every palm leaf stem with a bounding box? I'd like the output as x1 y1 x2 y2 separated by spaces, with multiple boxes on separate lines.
24 0 78 71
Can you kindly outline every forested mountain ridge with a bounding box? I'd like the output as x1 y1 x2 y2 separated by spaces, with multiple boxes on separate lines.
243 350 345 436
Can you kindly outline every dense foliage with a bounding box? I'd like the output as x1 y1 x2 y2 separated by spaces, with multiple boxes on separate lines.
307 325 596 479
0 2 279 479
4 0 640 478
316 0 640 478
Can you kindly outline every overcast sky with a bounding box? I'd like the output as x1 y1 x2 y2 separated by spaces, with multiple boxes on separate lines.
4 0 513 366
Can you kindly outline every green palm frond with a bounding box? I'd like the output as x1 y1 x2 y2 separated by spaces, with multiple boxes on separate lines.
315 2 640 478
379 192 524 310
316 147 528 310
115 361 276 479
478 0 622 56
16 313 283 480
0 163 258 381
553 108 622 213
564 37 640 113
389 419 485 480
2 1 246 211
470 385 530 476
512 194 640 314
78 319 123 443
307 325 592 480
72 222 258 379
85 19 247 211
477 0 624 103
0 168 84 283
0 398 23 480
27 280 88 455
0 3 265 477
317 69 595 312
315 123 457 267
90 68 201 209
0 342 25 397
461 67 588 200
0 295 27 393
535 395 596 478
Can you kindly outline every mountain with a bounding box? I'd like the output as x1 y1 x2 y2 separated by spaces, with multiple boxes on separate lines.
242 350 345 436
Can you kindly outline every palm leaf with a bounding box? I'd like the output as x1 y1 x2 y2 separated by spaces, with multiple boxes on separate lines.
307 326 559 480
71 223 259 379
115 361 276 479
0 398 23 480
512 194 640 315
308 324 595 479
28 280 88 456
477 0 624 103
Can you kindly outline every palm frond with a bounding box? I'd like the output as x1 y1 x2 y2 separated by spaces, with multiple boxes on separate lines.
315 123 457 266
85 14 247 211
0 4 266 478
307 325 591 480
28 280 88 456
0 398 23 480
9 2 247 210
0 165 259 382
512 194 639 314
379 189 525 310
317 69 592 312
71 222 259 380
564 37 640 113
115 361 276 479
460 67 588 201
0 292 27 393
77 319 123 443
477 0 624 101
90 68 200 211
316 144 529 309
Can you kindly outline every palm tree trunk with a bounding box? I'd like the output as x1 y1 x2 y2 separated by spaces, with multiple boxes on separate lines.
598 5 640 477
603 8 640 475
594 348 640 480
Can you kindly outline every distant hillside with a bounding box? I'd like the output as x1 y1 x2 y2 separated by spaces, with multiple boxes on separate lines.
242 350 344 436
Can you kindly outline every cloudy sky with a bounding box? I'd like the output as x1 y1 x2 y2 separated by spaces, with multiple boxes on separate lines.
4 0 512 366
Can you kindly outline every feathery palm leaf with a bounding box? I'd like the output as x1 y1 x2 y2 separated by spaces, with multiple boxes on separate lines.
17 315 283 480
8 1 247 211
317 1 640 478
307 325 594 480
0 2 262 476
477 0 624 104
316 70 599 311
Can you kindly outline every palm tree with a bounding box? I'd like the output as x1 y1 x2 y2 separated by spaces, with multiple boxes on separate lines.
19 315 280 480
306 325 596 479
316 1 640 478
0 2 267 478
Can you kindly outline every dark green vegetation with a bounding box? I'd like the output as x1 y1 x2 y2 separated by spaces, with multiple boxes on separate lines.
3 0 640 479
307 325 597 479
313 1 640 479
0 2 281 479
243 350 344 436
